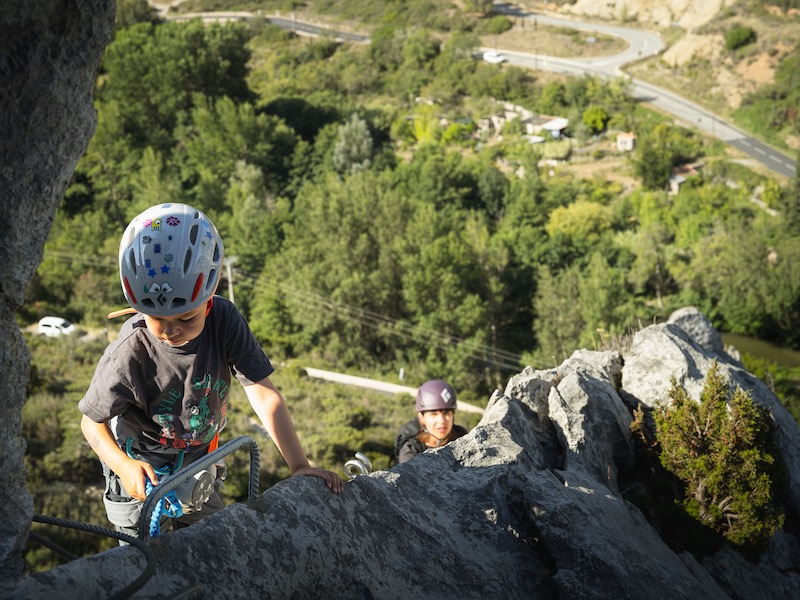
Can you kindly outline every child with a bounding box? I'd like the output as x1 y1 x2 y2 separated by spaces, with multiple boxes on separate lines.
79 203 342 539
396 379 467 464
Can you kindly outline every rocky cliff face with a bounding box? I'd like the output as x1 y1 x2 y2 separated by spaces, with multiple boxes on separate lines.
0 0 114 578
551 0 729 29
4 309 799 599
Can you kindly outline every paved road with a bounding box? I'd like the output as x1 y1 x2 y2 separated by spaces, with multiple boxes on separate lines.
490 2 796 179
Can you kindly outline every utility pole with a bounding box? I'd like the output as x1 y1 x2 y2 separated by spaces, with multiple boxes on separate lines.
225 255 237 304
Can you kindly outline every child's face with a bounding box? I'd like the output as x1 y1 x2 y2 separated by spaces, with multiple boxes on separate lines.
417 409 455 441
143 302 208 347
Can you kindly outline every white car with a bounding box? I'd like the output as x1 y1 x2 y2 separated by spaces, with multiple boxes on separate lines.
37 316 76 337
482 50 506 64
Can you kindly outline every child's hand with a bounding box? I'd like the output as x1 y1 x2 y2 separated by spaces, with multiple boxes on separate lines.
292 466 344 494
117 457 159 501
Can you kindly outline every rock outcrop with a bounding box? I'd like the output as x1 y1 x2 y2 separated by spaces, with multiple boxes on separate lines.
4 310 799 599
558 0 727 30
0 0 114 578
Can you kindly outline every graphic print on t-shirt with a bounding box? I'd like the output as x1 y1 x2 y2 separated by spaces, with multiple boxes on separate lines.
153 366 229 449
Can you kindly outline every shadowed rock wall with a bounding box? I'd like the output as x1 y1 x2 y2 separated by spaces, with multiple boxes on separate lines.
0 0 115 578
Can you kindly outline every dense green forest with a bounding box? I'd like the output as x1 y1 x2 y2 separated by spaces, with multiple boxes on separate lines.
19 0 800 570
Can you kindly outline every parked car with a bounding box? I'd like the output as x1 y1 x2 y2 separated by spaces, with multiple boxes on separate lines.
482 50 507 64
37 316 76 337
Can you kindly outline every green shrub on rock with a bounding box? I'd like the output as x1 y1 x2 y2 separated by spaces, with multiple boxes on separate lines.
654 361 785 548
725 25 757 51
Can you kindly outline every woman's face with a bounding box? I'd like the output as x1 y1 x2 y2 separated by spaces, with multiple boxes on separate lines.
418 409 455 441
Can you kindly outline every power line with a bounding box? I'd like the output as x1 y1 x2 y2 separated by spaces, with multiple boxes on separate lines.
233 268 525 362
233 268 529 372
41 249 539 371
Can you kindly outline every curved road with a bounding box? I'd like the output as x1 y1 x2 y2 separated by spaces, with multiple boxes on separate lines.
160 3 795 178
490 2 796 178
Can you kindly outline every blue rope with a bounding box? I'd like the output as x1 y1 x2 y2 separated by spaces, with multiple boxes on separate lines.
144 477 183 537
125 439 187 537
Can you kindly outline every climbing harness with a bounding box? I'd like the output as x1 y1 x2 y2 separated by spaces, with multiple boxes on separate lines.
343 451 373 481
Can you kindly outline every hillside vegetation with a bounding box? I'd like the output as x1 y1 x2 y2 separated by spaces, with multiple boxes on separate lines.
20 0 800 570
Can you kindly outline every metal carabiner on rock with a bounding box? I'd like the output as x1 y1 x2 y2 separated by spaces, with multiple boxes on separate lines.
343 451 373 481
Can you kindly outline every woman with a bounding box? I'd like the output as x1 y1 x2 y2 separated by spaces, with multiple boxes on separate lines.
397 379 467 464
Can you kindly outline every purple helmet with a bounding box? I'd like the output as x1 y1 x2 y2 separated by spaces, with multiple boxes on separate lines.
416 380 457 412
119 203 223 317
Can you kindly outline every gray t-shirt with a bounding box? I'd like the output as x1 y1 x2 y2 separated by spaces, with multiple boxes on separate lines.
79 296 273 458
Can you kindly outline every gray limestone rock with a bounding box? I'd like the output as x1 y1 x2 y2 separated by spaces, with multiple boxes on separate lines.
5 320 800 598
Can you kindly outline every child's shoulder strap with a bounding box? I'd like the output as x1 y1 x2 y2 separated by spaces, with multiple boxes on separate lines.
392 418 422 463
107 307 138 319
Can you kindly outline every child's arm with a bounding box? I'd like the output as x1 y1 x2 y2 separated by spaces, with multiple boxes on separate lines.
244 377 343 494
80 414 159 501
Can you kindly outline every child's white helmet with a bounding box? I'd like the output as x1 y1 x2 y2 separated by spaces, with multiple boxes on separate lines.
119 203 224 317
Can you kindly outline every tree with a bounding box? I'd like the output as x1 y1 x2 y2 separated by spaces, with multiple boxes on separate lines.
725 25 757 51
463 0 494 16
633 130 673 190
268 170 412 366
115 0 160 31
532 264 583 365
98 20 253 147
221 161 288 285
582 105 609 134
577 251 631 347
625 221 674 308
545 199 613 258
781 150 800 235
178 95 299 209
129 147 185 217
655 362 784 548
539 81 567 114
411 104 442 145
332 113 374 175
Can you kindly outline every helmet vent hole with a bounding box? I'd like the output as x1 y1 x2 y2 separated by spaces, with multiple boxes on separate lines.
189 223 198 245
172 298 186 309
127 248 137 276
142 298 156 310
212 243 221 262
183 248 193 274
207 268 218 291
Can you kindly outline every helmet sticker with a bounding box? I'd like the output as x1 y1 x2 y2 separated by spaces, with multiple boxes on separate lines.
145 282 174 294
441 388 453 404
166 216 181 226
